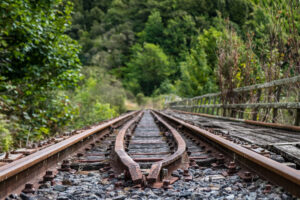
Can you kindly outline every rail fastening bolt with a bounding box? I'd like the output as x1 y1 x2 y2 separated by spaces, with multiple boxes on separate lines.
162 168 168 179
190 159 197 167
43 171 55 182
227 161 236 174
187 151 192 156
264 184 272 193
183 169 189 176
77 152 84 157
114 181 123 188
244 171 252 182
217 154 224 165
163 180 170 189
22 183 35 194
59 160 71 172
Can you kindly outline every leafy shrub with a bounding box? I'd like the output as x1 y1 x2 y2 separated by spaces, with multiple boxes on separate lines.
69 66 126 128
136 93 146 106
0 0 81 147
0 115 13 153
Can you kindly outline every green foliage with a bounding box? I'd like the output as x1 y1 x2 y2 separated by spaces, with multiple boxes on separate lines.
70 67 125 128
153 79 177 95
1 0 299 150
216 23 264 98
178 45 217 97
0 0 81 146
68 0 298 96
163 13 198 59
124 43 173 96
136 93 146 106
247 0 300 78
138 11 164 45
0 115 13 152
226 0 252 26
176 27 223 97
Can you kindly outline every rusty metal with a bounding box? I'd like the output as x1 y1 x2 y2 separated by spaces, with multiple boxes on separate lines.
216 154 225 165
0 111 138 199
147 111 186 183
114 110 187 185
22 183 35 194
172 110 300 132
183 169 192 182
133 158 163 162
42 171 55 183
114 112 144 183
264 184 272 193
155 110 300 197
129 152 170 156
59 160 71 172
189 159 197 167
244 120 300 132
77 152 84 157
227 161 237 175
241 171 252 182
163 179 171 189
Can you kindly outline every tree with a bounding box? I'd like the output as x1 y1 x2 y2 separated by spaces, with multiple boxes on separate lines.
71 67 123 128
138 11 164 45
164 13 198 59
178 44 217 97
227 0 252 26
0 0 81 144
124 43 172 96
0 114 13 156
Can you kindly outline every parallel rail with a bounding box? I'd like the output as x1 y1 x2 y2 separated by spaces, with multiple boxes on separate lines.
114 110 187 184
155 110 300 197
0 111 139 199
172 110 300 132
148 111 186 182
1 109 300 198
114 112 144 183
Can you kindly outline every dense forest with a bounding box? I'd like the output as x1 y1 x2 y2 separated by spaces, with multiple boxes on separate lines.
0 0 299 152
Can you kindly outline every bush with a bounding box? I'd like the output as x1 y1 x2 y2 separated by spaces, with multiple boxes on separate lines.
136 93 146 106
0 115 13 153
69 66 126 128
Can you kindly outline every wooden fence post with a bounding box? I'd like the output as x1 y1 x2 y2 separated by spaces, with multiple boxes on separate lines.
296 93 300 126
193 99 197 113
272 86 281 123
206 97 211 114
252 89 262 121
216 97 220 116
211 97 216 115
201 98 206 113
197 99 201 113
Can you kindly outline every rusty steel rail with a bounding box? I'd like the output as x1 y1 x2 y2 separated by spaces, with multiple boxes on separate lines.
147 111 186 182
114 111 144 183
155 110 300 197
114 110 187 184
0 111 139 199
171 110 300 132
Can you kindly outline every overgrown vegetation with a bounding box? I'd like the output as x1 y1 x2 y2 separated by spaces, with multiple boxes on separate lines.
1 0 81 149
69 0 299 97
69 66 126 128
1 0 299 152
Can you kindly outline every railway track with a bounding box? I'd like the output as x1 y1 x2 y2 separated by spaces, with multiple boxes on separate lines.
1 109 300 199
